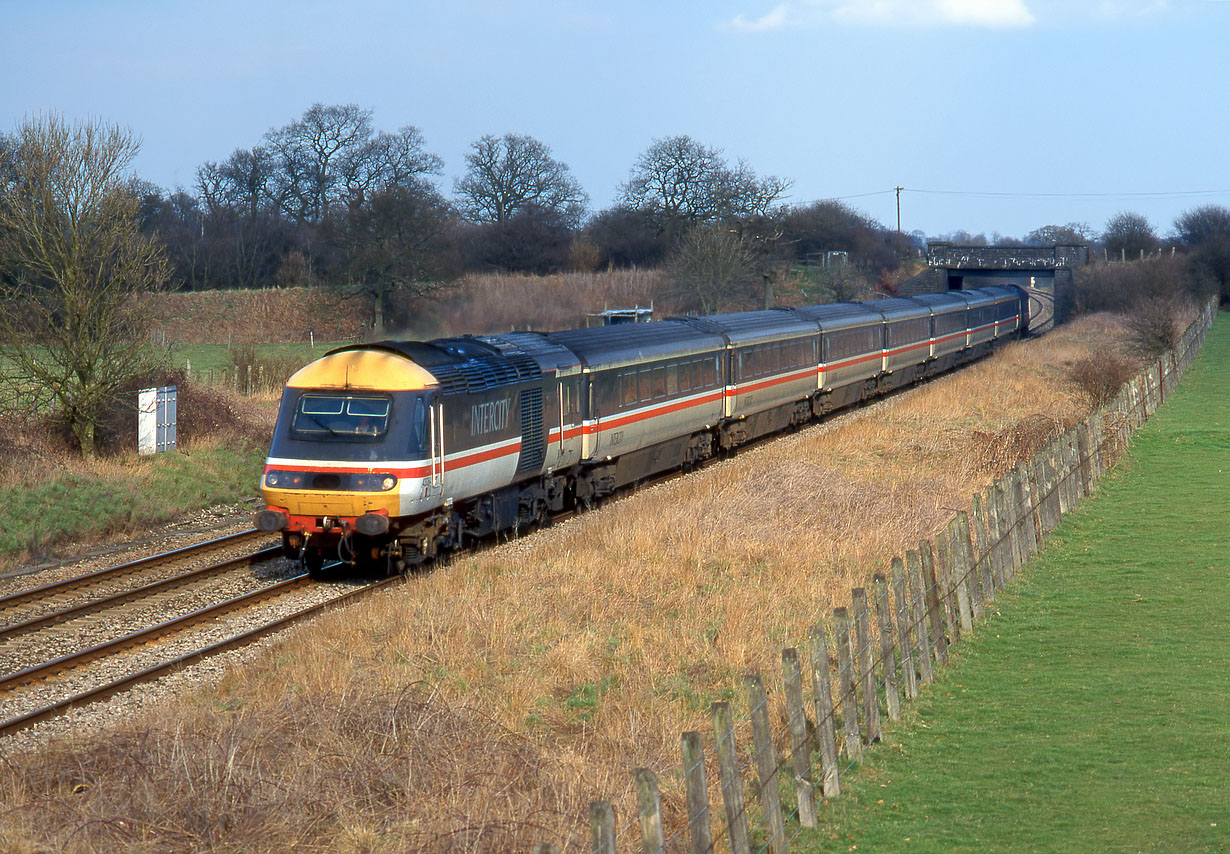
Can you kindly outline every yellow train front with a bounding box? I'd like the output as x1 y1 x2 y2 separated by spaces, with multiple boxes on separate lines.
255 336 580 576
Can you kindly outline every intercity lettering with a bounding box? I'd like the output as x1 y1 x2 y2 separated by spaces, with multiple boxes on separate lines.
471 398 511 437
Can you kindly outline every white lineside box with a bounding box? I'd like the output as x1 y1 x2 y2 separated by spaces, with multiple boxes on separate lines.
137 386 178 455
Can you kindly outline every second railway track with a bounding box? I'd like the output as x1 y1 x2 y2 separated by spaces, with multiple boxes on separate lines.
0 531 396 738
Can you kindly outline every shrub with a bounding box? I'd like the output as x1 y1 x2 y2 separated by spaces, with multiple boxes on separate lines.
1068 352 1137 409
1124 296 1183 360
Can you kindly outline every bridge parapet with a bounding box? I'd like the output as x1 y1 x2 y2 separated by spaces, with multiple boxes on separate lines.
927 243 1089 270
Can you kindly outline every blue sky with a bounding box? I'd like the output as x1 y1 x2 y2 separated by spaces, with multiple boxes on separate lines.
5 0 1229 239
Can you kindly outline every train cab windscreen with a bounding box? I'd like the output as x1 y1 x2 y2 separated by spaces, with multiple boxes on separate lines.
291 393 392 440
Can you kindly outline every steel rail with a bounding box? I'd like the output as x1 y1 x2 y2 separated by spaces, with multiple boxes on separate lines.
0 546 283 641
0 574 313 692
0 529 269 612
0 572 400 738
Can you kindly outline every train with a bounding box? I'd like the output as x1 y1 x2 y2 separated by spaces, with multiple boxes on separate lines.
256 285 1030 575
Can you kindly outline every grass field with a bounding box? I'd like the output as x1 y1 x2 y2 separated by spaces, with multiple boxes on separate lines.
803 315 1229 853
169 341 345 375
0 438 268 565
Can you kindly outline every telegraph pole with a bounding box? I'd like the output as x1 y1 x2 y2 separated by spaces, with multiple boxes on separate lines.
895 186 904 235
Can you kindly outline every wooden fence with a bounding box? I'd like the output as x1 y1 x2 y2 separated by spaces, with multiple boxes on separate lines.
551 299 1218 854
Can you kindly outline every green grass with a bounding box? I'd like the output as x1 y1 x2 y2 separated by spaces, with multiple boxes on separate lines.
169 341 349 375
0 439 267 563
798 316 1230 853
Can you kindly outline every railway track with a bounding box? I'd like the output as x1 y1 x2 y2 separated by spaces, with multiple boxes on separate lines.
0 531 397 738
0 381 930 743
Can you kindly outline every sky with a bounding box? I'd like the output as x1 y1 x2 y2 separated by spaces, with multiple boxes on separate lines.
5 0 1230 240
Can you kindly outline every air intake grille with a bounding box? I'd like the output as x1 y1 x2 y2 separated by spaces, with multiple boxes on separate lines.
517 388 544 474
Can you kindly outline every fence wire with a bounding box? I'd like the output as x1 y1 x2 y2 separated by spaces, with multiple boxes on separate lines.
572 301 1217 854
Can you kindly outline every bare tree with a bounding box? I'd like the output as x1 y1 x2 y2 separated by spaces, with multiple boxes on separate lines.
1102 211 1157 259
666 223 757 313
0 114 170 456
455 133 587 227
329 183 457 336
1026 222 1094 246
197 145 281 220
620 135 790 228
1173 204 1230 247
264 104 443 224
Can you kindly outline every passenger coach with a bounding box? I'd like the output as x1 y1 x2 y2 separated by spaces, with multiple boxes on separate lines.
257 286 1030 575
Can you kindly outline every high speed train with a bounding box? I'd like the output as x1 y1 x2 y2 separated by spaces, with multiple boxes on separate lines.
256 286 1029 575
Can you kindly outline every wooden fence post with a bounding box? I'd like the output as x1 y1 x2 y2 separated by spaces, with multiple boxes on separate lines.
851 588 881 744
745 674 787 854
833 607 863 758
933 532 958 643
634 768 665 854
992 478 1014 582
905 552 934 684
957 511 984 620
873 574 901 721
590 801 616 854
782 649 818 827
985 484 1006 590
891 558 918 700
947 518 974 635
1014 463 1038 563
919 541 948 665
971 494 995 605
680 731 712 854
807 625 842 797
710 702 751 854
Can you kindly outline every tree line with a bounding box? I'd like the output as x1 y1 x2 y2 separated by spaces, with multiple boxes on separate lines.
3 108 1229 457
125 103 914 314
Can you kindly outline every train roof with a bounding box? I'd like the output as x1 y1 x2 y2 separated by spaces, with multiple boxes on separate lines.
546 319 725 370
861 296 931 321
908 292 970 312
328 338 542 395
974 285 1025 301
946 288 996 307
679 308 819 346
477 331 582 375
790 302 882 330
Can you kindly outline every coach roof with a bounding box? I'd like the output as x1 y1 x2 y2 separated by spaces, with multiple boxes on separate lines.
546 319 725 369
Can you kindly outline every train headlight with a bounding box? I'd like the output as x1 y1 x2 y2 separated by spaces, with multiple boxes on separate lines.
352 473 398 491
265 470 307 489
355 513 390 536
255 509 289 532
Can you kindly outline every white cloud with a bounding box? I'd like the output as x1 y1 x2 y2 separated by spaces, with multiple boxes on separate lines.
726 3 793 32
726 0 1038 30
937 0 1035 26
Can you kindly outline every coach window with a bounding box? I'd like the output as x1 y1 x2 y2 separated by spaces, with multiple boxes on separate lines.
408 398 428 457
666 363 679 396
651 366 667 399
620 371 637 408
638 368 653 402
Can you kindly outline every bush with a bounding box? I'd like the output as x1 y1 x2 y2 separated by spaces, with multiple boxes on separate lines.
1068 353 1137 409
1124 296 1183 360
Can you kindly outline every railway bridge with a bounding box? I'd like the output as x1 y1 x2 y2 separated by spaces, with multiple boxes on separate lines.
900 243 1088 333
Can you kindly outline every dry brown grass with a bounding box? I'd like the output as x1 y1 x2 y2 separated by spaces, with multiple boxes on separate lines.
0 314 1141 853
416 269 670 337
151 287 372 346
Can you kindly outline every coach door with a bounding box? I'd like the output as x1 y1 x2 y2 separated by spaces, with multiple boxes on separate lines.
426 398 445 503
